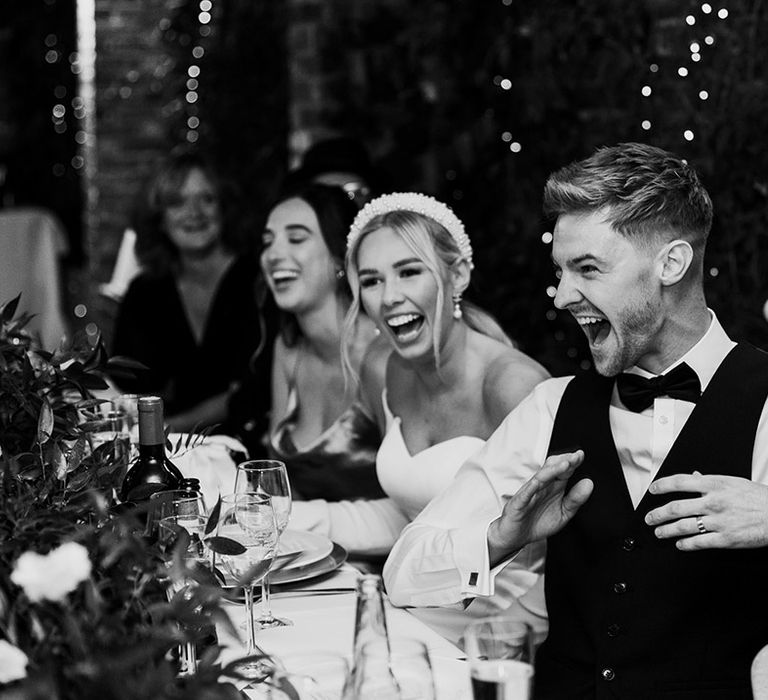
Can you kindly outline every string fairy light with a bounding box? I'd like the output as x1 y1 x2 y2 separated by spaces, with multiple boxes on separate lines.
637 4 727 143
158 1 216 144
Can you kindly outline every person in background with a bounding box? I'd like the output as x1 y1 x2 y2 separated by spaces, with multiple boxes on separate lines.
112 150 266 434
226 136 381 457
282 136 380 210
290 193 549 637
261 183 384 502
384 143 768 698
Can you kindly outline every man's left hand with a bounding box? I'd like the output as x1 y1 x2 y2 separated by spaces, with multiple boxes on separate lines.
645 473 768 550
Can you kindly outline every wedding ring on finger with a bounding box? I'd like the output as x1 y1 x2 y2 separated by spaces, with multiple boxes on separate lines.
695 515 708 534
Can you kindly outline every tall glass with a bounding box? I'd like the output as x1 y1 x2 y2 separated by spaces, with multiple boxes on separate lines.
158 505 209 676
463 617 534 700
148 490 207 540
350 637 435 700
216 492 279 677
269 652 350 700
234 460 292 628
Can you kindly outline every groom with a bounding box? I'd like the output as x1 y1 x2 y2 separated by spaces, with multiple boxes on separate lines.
384 142 768 698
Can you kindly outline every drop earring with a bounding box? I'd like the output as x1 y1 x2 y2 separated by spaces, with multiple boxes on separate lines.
452 292 463 320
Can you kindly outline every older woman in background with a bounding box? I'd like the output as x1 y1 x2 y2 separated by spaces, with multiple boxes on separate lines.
112 150 266 433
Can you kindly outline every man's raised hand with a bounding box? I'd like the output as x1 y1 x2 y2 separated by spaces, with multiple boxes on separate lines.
488 450 593 565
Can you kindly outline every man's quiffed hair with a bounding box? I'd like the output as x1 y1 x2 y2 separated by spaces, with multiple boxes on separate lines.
543 143 713 247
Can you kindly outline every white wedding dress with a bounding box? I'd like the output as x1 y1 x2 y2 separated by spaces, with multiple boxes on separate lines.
290 392 545 643
290 391 485 554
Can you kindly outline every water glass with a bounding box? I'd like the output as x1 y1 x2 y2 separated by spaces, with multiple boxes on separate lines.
269 652 350 700
148 489 207 540
157 512 210 675
351 637 435 700
112 393 141 444
463 617 534 700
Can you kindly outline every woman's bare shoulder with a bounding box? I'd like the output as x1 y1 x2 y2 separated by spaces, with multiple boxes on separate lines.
481 341 550 423
357 334 392 430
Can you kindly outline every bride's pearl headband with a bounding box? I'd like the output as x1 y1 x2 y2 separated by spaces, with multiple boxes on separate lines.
346 192 473 269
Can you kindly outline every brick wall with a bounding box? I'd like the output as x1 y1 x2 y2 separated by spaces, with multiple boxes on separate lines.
85 0 175 337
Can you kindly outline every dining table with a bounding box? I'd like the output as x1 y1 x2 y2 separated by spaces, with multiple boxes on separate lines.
135 431 472 697
215 562 472 699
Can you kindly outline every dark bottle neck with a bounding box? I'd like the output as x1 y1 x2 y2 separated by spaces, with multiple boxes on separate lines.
137 443 166 459
137 396 165 445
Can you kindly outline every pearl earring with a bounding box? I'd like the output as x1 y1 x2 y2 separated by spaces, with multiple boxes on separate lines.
452 292 463 320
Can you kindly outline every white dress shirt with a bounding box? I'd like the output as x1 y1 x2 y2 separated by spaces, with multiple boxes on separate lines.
383 313 768 607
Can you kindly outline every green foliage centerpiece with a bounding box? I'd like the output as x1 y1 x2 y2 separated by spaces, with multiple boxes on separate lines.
0 295 278 699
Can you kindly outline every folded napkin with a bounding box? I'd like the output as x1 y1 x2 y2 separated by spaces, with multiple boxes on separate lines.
169 433 244 509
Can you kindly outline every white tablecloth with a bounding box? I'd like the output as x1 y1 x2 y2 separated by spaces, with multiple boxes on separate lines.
216 565 471 699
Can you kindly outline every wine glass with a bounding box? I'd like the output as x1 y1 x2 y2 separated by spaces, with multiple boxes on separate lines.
234 460 292 629
157 505 210 676
463 616 535 700
216 492 279 678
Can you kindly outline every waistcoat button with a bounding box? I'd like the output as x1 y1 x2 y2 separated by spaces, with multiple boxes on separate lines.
622 537 636 551
601 668 615 681
607 624 621 637
613 581 628 594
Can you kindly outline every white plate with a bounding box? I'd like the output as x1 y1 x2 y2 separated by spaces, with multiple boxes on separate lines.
224 543 348 593
275 529 333 572
271 542 347 586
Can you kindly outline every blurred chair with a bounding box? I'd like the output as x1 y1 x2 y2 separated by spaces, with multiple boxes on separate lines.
753 644 768 699
0 206 68 348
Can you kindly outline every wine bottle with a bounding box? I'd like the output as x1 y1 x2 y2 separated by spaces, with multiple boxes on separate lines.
119 396 183 503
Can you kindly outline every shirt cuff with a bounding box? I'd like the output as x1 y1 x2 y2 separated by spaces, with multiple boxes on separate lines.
451 516 500 598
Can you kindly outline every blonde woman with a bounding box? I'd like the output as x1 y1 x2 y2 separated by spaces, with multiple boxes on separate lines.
292 193 548 566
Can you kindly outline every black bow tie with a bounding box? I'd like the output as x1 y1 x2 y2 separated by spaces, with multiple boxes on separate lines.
616 362 701 413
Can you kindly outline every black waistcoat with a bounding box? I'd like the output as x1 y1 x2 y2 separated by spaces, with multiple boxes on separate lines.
534 344 768 700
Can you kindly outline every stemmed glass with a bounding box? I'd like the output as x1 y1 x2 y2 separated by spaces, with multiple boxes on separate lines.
216 492 279 677
156 494 209 676
234 460 293 629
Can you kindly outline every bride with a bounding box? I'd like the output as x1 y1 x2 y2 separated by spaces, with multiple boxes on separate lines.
291 193 549 587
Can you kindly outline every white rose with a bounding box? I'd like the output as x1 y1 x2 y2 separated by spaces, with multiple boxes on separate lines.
0 639 28 684
11 541 92 603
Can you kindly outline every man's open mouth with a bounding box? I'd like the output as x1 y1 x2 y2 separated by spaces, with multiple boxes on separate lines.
576 315 611 345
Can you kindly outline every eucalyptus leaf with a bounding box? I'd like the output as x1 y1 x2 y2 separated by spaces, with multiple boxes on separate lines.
205 496 222 535
67 436 88 473
1 293 21 323
52 442 67 479
37 399 54 444
204 536 246 556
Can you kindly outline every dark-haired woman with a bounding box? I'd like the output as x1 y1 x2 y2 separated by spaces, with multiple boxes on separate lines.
260 183 384 502
112 151 268 433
